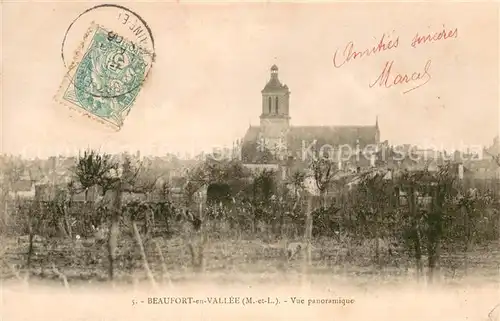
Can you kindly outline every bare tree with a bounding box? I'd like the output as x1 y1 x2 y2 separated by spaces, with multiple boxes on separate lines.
73 149 124 280
107 154 166 281
310 158 337 208
183 166 208 273
426 163 457 283
3 159 26 198
395 164 458 283
399 170 425 281
74 149 117 202
299 158 338 266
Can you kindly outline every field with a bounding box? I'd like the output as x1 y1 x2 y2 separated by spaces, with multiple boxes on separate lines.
2 235 500 321
2 230 499 285
2 157 500 320
2 215 500 321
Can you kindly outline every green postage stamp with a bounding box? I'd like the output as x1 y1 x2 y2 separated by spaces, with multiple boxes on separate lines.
55 23 153 130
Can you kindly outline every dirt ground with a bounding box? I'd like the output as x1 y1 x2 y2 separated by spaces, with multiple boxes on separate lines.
2 234 499 286
2 235 500 321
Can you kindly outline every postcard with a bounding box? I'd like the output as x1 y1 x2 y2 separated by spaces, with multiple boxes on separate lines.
1 1 499 321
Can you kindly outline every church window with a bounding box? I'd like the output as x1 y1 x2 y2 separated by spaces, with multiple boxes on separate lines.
268 97 272 114
275 97 279 114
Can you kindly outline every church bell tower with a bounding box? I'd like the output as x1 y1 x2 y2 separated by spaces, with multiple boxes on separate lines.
260 64 291 138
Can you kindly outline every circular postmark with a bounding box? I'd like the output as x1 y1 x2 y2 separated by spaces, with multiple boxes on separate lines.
61 4 155 68
61 4 155 101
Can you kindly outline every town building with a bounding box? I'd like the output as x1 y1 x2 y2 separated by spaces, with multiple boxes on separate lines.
241 65 380 173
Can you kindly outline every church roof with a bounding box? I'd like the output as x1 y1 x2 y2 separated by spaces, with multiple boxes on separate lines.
288 126 378 147
241 125 379 163
262 65 289 93
243 125 378 146
262 78 289 93
242 126 261 142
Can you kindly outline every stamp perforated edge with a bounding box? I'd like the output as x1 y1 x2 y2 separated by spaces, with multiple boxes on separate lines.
53 22 154 131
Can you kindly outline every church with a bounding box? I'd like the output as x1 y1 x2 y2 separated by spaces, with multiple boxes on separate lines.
241 65 380 169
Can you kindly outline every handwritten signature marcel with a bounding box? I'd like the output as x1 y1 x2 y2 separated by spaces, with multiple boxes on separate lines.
333 26 458 94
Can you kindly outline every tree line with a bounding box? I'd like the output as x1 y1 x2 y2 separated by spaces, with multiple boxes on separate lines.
1 149 499 283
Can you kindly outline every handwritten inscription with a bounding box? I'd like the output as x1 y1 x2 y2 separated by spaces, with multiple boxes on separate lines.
411 27 458 48
333 33 399 68
333 26 458 94
369 59 432 94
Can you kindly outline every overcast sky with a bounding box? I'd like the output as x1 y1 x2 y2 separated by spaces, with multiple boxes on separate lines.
2 1 498 158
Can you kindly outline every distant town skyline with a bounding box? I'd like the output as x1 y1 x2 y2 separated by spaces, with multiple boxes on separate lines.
2 2 498 159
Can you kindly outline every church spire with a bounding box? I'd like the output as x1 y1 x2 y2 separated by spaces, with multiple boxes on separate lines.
270 64 278 79
375 115 380 144
262 65 288 94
